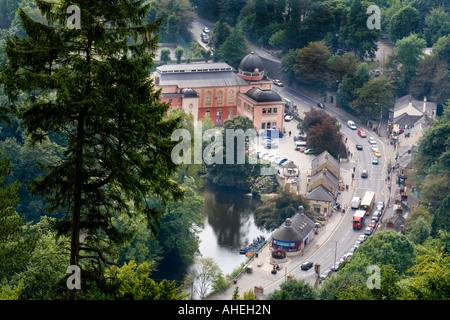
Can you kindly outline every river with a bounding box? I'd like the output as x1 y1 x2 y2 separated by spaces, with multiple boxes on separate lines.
196 182 271 277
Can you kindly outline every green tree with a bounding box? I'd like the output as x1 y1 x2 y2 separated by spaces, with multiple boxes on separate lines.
424 7 450 46
293 41 332 87
210 18 231 58
1 1 184 299
405 205 433 245
394 33 427 86
192 257 222 299
253 190 310 231
268 278 318 300
388 6 420 42
175 46 184 64
350 75 395 120
432 194 450 237
336 62 370 109
340 0 379 59
216 27 248 68
160 48 171 65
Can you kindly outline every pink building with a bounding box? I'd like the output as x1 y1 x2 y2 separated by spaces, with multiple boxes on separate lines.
153 52 284 131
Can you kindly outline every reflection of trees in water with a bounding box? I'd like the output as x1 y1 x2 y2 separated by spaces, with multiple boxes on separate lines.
198 184 259 248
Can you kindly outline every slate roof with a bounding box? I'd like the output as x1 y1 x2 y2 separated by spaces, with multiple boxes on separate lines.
308 168 339 192
306 185 335 202
271 213 315 243
311 151 339 176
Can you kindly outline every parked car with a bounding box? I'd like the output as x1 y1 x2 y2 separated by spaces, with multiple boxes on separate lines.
357 234 368 243
304 148 316 154
319 270 332 282
356 144 363 150
368 137 376 144
293 135 306 142
263 140 278 149
376 201 385 211
347 120 357 130
331 262 341 272
317 102 325 108
285 114 294 121
372 210 381 222
372 157 379 165
369 219 377 228
301 261 314 270
203 27 210 33
272 79 283 86
364 226 374 235
257 152 268 159
357 130 366 137
274 157 288 165
361 169 368 178
201 32 209 43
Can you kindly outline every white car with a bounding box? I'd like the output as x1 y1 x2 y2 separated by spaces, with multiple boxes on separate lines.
371 145 379 152
347 120 357 130
368 137 376 145
285 114 294 121
203 27 210 33
272 79 283 86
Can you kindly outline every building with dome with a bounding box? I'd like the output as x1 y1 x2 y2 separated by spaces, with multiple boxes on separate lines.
153 52 284 131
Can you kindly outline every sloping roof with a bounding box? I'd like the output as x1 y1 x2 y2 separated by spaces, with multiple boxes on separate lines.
306 185 335 202
393 113 423 126
272 213 315 243
311 151 339 176
394 94 437 117
308 168 339 191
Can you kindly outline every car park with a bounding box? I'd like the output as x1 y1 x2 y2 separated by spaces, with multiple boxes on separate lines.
284 114 294 121
361 170 368 178
301 261 314 270
368 137 376 144
357 130 366 137
272 79 283 86
356 144 363 150
372 157 379 165
317 102 325 108
347 120 357 130
364 226 374 236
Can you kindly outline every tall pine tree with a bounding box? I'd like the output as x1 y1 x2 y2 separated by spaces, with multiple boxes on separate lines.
0 0 184 299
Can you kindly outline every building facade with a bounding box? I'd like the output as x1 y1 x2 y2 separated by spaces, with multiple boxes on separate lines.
153 52 284 131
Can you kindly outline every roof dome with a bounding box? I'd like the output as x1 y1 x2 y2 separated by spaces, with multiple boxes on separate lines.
245 87 282 103
180 88 198 98
239 51 265 73
238 52 265 81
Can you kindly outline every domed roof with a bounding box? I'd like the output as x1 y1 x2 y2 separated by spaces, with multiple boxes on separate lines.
239 51 265 73
245 87 282 103
180 88 198 98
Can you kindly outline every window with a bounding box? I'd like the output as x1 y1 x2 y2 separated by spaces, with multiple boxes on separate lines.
205 109 210 118
189 103 193 109
262 123 266 129
228 108 233 119
229 91 234 104
206 92 211 105
262 108 267 114
273 108 277 114
218 91 223 104
217 109 222 122
267 108 272 114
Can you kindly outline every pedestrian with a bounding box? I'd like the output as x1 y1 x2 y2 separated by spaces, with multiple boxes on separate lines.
289 131 291 137
346 184 349 191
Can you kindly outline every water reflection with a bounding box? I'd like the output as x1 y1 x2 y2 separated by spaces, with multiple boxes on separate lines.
197 182 271 276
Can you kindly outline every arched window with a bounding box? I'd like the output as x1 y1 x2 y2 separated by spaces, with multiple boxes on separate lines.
206 92 211 105
217 91 223 104
229 91 234 104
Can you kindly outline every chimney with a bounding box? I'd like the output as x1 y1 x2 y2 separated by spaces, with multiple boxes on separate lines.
325 151 329 159
423 96 427 114
323 168 328 175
